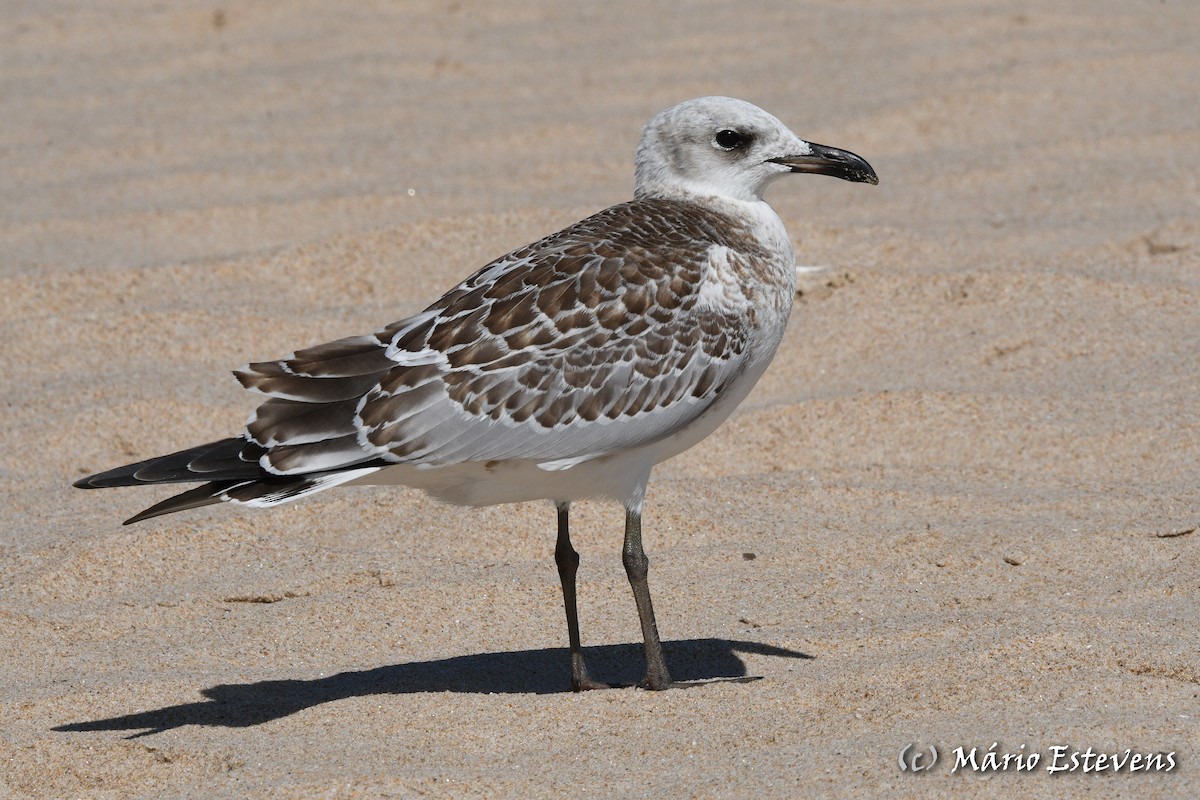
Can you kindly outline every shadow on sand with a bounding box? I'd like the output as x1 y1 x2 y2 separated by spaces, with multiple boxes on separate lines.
54 638 811 737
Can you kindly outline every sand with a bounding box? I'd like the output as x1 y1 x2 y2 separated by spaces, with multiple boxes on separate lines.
1 1 1197 797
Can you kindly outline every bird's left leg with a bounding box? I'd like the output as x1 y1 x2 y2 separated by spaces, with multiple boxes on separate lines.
554 501 608 691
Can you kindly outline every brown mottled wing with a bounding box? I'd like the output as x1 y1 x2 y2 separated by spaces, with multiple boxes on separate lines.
235 199 760 475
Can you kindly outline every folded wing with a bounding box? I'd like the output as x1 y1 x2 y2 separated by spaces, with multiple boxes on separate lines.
237 199 760 476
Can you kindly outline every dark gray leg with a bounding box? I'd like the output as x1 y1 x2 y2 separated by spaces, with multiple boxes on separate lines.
554 502 607 691
622 506 674 690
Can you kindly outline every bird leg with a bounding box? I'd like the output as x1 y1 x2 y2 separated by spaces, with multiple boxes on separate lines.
554 502 608 691
622 505 674 690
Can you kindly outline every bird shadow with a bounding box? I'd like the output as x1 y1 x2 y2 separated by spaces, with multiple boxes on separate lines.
54 638 811 738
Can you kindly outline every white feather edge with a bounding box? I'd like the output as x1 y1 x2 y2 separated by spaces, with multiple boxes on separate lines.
224 467 382 508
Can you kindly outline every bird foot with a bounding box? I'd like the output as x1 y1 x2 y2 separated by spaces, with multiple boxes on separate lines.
637 672 676 691
571 676 611 692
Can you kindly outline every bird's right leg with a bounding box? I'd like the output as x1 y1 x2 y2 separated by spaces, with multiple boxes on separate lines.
622 502 674 690
554 502 608 691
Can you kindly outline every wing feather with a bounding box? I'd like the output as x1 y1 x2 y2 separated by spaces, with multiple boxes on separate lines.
237 199 768 476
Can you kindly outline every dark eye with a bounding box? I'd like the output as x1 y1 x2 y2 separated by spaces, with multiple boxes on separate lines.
714 129 746 151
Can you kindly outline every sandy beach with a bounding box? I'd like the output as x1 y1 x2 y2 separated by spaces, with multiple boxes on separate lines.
1 1 1197 797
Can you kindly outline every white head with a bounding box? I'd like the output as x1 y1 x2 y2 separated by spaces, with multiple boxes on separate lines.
634 96 877 204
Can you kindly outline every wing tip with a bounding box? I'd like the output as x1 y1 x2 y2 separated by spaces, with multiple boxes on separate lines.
121 482 233 525
73 466 140 489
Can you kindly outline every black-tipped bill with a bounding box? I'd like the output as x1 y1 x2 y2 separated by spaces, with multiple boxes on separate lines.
768 142 878 185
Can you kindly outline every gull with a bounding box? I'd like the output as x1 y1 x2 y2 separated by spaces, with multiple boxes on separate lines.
75 96 877 691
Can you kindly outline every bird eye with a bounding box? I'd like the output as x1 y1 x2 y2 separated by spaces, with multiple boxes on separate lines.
714 129 746 151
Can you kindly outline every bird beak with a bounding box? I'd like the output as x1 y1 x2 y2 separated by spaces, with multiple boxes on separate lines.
767 142 878 185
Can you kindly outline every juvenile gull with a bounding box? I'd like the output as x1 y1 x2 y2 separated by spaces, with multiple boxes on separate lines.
75 96 877 691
